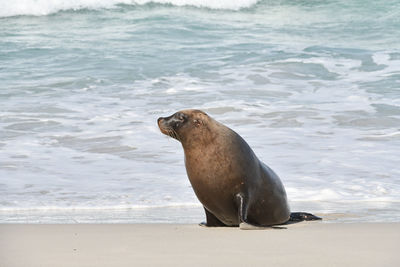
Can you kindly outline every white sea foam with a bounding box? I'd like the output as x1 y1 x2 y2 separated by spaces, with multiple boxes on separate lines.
0 0 259 17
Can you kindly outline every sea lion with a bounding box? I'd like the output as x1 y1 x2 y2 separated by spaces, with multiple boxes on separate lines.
158 109 320 229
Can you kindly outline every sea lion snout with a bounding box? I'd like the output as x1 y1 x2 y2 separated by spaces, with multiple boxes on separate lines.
157 113 185 141
157 117 166 127
157 116 170 135
157 117 164 128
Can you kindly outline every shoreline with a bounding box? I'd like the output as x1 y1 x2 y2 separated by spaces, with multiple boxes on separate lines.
1 204 399 224
1 222 399 267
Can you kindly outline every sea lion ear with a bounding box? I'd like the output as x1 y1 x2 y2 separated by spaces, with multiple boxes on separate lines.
194 119 203 127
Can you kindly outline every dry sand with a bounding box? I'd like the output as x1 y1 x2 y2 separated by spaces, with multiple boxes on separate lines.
1 222 399 267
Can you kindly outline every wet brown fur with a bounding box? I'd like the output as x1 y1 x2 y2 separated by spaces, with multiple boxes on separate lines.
158 109 290 226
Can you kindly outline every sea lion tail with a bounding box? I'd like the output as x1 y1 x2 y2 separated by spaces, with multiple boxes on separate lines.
289 212 322 222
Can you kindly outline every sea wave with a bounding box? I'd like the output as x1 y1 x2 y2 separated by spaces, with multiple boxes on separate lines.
0 0 259 17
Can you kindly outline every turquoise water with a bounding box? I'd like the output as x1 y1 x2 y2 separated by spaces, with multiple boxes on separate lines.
0 0 399 223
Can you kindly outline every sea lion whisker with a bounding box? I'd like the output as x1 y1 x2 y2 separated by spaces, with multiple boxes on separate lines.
173 129 180 141
166 128 179 141
168 129 174 138
169 128 176 139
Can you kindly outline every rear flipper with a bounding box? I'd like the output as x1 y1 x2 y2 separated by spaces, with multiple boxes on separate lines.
289 212 322 222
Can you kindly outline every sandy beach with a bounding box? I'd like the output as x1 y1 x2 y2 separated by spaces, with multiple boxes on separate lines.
1 222 399 267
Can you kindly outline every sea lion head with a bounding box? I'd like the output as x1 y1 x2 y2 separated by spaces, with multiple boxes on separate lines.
157 109 212 147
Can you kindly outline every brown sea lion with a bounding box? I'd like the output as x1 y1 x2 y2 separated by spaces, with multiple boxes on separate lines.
158 109 320 229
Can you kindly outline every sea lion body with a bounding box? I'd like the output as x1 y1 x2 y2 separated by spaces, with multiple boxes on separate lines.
158 109 291 227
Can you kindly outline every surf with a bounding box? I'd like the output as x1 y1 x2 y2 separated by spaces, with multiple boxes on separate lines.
0 0 260 17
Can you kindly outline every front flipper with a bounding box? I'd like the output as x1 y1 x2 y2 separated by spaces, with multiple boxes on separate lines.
235 193 265 230
199 207 227 227
235 193 285 230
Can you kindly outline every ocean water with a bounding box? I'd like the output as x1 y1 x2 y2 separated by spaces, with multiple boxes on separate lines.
0 0 399 223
